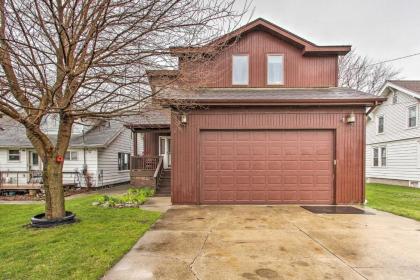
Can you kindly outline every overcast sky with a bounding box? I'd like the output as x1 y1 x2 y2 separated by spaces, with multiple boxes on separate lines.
236 0 420 79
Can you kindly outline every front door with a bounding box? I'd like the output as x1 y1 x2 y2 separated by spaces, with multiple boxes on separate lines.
159 136 171 169
28 151 41 171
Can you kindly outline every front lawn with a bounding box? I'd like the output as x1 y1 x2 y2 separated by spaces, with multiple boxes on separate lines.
0 195 161 280
366 183 420 221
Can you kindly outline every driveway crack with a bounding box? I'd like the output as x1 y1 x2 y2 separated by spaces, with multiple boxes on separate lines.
189 230 211 280
292 223 368 280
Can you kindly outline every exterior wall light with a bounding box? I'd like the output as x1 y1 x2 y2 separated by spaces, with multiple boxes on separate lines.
346 112 356 124
180 113 187 125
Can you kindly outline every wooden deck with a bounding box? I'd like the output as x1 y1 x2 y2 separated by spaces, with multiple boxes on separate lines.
0 183 42 190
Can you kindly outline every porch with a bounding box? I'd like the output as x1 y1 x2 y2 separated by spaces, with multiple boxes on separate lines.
0 170 82 193
126 108 172 195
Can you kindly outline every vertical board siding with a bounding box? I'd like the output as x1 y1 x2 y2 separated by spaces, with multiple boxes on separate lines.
171 107 365 204
143 132 159 156
181 30 338 88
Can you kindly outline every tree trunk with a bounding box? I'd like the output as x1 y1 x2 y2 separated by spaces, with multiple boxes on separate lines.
43 158 65 219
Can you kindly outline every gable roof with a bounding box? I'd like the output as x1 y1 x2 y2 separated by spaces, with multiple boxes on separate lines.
378 80 420 99
158 87 385 106
0 117 126 149
388 80 420 94
170 18 351 57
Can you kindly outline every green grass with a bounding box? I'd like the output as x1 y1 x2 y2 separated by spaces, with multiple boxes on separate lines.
0 195 161 280
366 183 420 221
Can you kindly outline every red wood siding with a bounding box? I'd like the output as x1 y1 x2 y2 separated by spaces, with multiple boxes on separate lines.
180 30 338 88
143 132 170 156
143 132 158 156
171 107 365 204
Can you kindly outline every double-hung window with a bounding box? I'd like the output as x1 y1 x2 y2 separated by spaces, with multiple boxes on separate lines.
232 55 249 85
373 147 387 167
267 54 284 85
373 148 379 167
64 151 78 161
377 116 384 134
408 106 417 128
380 147 387 167
8 150 20 161
118 152 130 171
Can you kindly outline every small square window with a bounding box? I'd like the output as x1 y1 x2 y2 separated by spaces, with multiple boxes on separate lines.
118 152 130 170
377 116 384 134
232 55 249 85
8 150 20 161
267 55 284 85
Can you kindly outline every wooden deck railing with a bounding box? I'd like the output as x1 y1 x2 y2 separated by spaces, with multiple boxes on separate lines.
131 156 160 171
153 157 164 189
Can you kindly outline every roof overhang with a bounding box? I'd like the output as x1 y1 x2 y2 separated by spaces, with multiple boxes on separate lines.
125 124 170 133
378 81 420 99
170 18 351 57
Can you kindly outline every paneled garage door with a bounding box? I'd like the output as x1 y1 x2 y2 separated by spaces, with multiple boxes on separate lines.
200 130 334 204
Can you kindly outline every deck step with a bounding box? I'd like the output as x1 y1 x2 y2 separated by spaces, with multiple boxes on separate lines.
156 170 171 196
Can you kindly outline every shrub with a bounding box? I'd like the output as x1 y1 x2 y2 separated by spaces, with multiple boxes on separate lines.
93 188 155 208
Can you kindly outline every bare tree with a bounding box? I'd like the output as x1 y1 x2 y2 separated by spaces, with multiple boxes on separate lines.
339 50 400 94
0 0 247 219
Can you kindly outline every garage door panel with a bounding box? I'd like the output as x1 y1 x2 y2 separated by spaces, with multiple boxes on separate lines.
200 130 334 204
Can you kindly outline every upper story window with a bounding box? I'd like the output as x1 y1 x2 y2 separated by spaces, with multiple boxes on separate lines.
232 55 249 85
8 150 20 161
267 54 284 85
408 106 417 128
377 115 384 134
392 93 398 104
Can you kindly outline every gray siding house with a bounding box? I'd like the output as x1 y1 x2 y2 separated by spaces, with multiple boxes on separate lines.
366 80 420 187
0 116 143 188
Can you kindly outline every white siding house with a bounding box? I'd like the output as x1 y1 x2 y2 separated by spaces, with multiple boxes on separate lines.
0 117 144 188
366 80 420 187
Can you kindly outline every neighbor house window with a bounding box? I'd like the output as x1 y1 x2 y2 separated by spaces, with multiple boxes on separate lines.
408 106 417 127
381 147 387 167
8 150 20 161
377 116 384 134
232 55 249 85
267 54 284 85
64 151 78 161
373 148 379 167
118 152 130 171
392 94 398 104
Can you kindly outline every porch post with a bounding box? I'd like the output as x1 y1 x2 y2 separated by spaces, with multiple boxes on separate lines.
133 131 138 156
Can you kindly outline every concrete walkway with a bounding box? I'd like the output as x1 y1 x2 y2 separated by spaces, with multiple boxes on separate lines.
104 205 420 280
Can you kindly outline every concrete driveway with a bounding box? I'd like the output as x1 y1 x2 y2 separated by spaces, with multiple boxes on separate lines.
104 205 420 280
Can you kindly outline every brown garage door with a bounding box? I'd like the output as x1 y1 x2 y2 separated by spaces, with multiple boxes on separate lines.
200 130 334 204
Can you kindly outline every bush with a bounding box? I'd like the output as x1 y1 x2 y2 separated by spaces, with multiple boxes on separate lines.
93 188 155 208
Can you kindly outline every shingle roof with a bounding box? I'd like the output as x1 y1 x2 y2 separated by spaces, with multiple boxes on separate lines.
389 80 420 94
0 117 125 148
124 108 171 129
158 87 385 105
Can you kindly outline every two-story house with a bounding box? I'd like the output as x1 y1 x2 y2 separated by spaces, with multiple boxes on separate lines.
366 80 420 187
128 18 384 204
